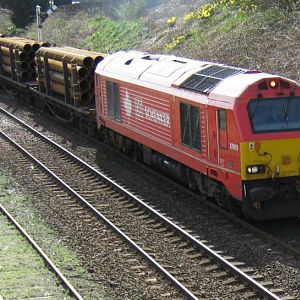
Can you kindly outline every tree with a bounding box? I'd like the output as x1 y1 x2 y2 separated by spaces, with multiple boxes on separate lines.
54 0 72 5
0 0 49 28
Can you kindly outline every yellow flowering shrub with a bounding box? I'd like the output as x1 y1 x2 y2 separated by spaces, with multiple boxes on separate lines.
184 3 218 23
165 0 259 51
164 35 186 50
167 16 177 27
183 0 258 23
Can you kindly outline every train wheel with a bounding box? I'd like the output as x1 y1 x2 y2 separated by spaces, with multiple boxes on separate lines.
227 197 244 218
184 169 198 191
132 143 142 161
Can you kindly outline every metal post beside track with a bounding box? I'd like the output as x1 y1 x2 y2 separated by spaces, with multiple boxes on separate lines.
36 5 42 42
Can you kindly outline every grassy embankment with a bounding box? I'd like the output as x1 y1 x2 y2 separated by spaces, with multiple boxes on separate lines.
0 174 105 299
15 0 299 81
159 0 300 82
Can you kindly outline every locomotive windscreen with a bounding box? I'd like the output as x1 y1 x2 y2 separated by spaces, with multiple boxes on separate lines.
248 97 300 132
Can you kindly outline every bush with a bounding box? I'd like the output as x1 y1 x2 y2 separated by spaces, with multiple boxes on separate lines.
241 0 300 11
0 0 49 28
115 0 147 20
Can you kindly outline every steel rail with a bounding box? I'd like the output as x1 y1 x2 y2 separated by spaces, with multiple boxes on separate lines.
0 131 200 300
0 107 283 299
2 106 298 259
2 106 299 259
0 203 83 300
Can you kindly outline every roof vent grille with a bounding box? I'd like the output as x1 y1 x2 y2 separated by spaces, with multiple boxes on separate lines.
181 65 244 94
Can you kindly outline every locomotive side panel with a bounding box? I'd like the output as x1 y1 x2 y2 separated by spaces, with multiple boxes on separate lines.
96 74 244 201
97 76 173 145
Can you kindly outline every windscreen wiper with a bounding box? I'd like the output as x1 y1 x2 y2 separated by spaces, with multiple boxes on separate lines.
283 98 291 126
250 99 260 121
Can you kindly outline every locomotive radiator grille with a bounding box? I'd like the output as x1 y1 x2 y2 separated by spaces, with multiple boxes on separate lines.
181 65 245 94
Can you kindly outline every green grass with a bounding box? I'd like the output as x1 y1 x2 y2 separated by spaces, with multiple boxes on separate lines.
88 16 145 53
0 173 105 299
0 176 74 299
0 174 86 275
217 10 248 33
0 10 16 35
4 0 300 81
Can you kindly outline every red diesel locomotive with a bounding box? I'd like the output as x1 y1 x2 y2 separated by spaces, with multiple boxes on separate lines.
94 50 300 220
1 35 300 220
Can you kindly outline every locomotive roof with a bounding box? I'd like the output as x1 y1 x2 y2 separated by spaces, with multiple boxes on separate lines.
95 51 293 103
96 50 209 85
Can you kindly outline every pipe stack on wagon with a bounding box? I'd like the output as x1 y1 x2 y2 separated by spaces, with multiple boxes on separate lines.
36 47 106 107
0 36 49 82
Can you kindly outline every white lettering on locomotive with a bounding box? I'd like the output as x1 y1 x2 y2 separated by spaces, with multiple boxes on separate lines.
134 97 170 128
135 97 144 119
124 89 132 117
248 142 255 151
229 143 239 151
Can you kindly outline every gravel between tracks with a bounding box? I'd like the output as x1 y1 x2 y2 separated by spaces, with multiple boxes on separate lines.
0 144 183 299
0 94 299 299
0 117 262 299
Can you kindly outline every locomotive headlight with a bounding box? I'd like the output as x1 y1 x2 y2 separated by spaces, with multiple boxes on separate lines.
269 80 277 89
246 164 266 175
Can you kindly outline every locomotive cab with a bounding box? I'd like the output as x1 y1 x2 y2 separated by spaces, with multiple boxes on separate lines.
236 76 300 219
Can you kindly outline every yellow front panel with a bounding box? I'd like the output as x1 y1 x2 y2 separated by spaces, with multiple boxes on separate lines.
240 138 300 180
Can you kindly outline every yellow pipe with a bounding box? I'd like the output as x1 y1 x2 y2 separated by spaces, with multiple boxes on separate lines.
39 80 91 104
2 64 11 74
0 46 28 61
50 79 91 94
51 81 67 95
50 82 92 104
50 71 66 84
38 47 94 68
63 47 106 64
38 57 89 78
1 55 11 65
2 64 29 79
49 71 90 92
10 37 50 49
0 37 32 52
1 55 33 72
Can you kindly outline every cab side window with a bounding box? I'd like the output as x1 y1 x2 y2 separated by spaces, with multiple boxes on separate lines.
106 81 121 121
218 109 227 130
180 103 201 151
218 109 228 149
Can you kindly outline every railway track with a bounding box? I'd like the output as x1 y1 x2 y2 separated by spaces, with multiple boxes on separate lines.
0 203 82 300
0 108 298 299
2 92 300 255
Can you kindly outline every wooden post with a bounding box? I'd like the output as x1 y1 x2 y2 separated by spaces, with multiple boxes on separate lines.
36 53 44 92
9 45 16 81
70 63 79 106
43 53 51 95
62 58 71 104
14 49 22 82
0 46 3 75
